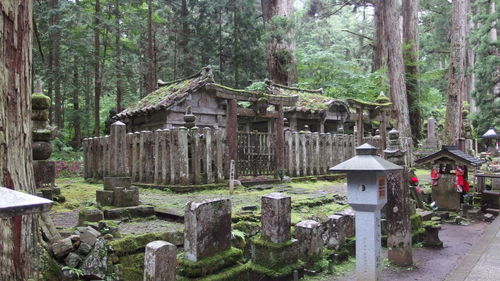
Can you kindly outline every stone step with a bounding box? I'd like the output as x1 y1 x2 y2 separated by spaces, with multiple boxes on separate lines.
155 208 184 222
485 208 499 215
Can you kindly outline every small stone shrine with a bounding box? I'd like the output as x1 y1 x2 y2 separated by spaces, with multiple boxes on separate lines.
415 146 485 210
31 87 58 199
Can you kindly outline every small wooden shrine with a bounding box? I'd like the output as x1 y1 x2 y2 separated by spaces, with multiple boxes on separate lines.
415 146 485 210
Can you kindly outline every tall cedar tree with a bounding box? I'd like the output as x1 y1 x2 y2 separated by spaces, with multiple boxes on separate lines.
444 0 469 145
403 0 422 141
146 0 156 94
384 0 412 138
94 0 101 136
0 0 38 279
115 0 124 112
261 0 297 85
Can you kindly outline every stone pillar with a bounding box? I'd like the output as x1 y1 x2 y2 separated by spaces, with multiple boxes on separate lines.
144 241 177 281
226 99 238 177
261 193 291 243
295 220 323 265
383 129 413 267
275 104 285 178
289 116 297 131
425 117 438 149
110 121 129 177
184 199 232 262
356 107 364 146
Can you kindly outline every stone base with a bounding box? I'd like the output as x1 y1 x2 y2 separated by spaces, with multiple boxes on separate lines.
423 224 443 248
33 160 56 188
103 205 154 220
103 176 131 190
96 190 114 206
250 237 299 270
178 248 243 278
113 186 139 207
78 207 104 225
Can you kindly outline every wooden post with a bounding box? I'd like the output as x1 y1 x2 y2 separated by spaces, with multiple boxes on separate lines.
227 99 238 177
162 130 170 184
275 104 285 178
229 160 235 194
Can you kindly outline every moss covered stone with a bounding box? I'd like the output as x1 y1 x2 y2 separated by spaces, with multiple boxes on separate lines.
117 253 144 281
249 260 304 278
109 231 183 257
250 236 298 271
233 221 260 236
32 93 52 110
33 129 52 141
410 213 422 230
178 263 249 281
178 247 243 278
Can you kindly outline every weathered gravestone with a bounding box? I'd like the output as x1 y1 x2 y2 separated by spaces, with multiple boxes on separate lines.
261 192 291 243
329 143 403 281
144 240 177 281
184 198 232 262
251 193 301 279
295 220 323 265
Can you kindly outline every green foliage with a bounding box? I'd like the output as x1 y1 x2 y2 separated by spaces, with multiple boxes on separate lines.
61 266 84 278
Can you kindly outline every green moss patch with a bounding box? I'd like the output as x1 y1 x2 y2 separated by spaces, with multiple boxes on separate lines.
53 178 100 212
32 93 51 109
249 260 304 278
109 231 183 257
117 253 144 281
178 247 243 278
178 263 249 281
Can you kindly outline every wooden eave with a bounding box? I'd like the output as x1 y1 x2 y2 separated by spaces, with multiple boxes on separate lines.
415 147 485 167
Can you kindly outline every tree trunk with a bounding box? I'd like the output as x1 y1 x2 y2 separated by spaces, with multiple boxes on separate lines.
146 0 156 94
94 0 101 136
372 0 386 71
261 0 297 85
403 0 422 142
72 57 81 149
384 0 412 138
444 0 469 145
115 0 124 112
179 0 191 76
0 1 38 280
52 0 62 129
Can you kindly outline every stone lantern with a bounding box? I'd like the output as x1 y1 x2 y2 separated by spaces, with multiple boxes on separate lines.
329 143 403 281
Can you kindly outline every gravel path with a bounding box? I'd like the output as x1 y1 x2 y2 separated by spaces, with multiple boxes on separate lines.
328 221 489 281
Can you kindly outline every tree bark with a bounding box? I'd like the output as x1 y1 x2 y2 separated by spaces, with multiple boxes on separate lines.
372 0 386 71
0 1 38 280
384 0 412 138
94 0 101 136
72 57 81 149
52 0 62 129
444 0 469 145
145 0 156 94
261 0 297 85
115 0 124 112
179 0 192 76
403 0 422 142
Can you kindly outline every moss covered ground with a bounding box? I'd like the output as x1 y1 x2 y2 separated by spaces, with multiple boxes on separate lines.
52 177 100 212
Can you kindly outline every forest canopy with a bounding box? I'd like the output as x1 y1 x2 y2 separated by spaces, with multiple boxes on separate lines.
33 0 499 154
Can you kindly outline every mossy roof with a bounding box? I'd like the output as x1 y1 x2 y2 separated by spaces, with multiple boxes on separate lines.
115 69 213 119
265 81 349 114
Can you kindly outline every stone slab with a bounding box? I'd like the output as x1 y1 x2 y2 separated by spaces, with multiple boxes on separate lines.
261 193 291 243
295 220 323 264
144 240 177 281
113 186 140 207
0 186 53 218
103 205 155 220
184 198 232 262
433 174 461 210
250 237 299 270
